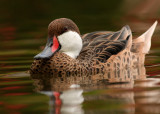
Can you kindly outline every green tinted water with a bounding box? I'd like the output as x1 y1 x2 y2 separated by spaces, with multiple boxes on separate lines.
0 0 160 114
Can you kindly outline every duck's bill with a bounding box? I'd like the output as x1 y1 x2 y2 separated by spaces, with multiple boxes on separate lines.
34 36 61 59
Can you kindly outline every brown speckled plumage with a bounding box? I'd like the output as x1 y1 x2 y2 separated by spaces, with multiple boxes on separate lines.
31 64 146 91
30 18 157 75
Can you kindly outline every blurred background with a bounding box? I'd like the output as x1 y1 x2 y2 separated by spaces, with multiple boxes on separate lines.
0 0 160 113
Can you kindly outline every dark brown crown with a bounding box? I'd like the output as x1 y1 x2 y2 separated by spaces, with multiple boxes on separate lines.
48 18 80 38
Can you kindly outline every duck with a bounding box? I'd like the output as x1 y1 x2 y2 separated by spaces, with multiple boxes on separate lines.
30 18 157 76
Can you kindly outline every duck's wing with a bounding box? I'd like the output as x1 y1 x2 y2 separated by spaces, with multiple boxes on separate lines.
78 26 132 63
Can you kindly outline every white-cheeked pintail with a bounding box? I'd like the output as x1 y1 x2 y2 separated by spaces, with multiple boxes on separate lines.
30 18 157 75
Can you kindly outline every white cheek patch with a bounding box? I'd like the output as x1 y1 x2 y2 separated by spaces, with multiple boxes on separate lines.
58 31 82 59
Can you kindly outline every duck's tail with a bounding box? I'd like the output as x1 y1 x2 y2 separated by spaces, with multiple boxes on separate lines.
132 21 158 54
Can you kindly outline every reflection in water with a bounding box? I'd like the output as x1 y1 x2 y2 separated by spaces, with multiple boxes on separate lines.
134 78 160 113
40 88 84 114
31 65 147 114
60 89 84 114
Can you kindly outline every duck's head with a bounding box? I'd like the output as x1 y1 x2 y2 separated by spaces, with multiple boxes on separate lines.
34 18 82 59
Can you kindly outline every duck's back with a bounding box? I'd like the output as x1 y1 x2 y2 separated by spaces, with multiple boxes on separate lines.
78 21 157 71
78 26 132 63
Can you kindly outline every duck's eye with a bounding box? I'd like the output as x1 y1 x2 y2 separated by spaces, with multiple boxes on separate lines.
64 26 68 31
61 26 68 34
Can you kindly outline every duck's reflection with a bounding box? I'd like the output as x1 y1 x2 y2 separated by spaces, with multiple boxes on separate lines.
39 91 61 114
40 89 84 114
60 88 84 114
31 65 147 114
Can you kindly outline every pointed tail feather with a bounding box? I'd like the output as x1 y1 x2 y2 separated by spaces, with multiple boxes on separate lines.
133 21 158 53
133 21 158 54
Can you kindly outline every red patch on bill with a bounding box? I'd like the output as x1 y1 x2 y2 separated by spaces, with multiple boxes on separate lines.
52 36 60 52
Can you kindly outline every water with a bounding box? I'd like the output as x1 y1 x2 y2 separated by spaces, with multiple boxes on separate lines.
1 0 160 113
